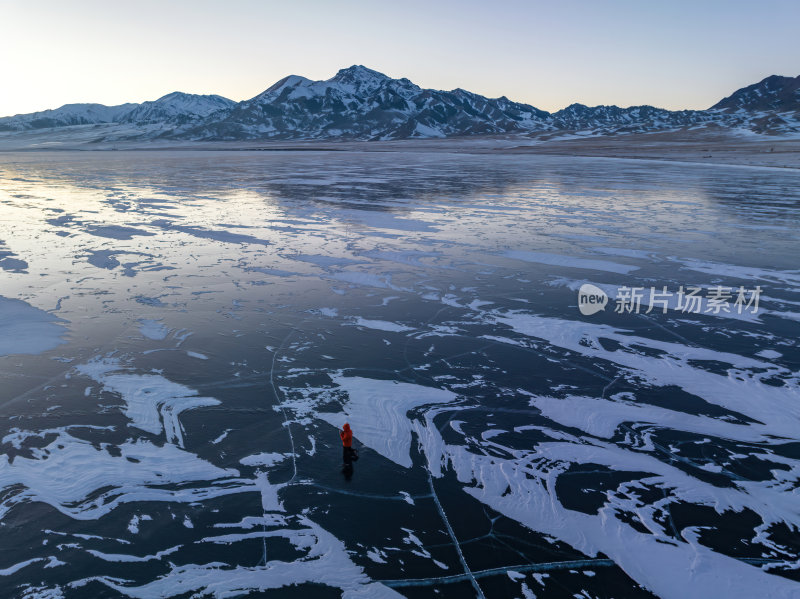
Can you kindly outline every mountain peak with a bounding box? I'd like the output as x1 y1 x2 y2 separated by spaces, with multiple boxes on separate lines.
116 92 235 124
154 91 230 103
710 74 800 112
156 91 191 102
263 75 312 95
330 65 390 84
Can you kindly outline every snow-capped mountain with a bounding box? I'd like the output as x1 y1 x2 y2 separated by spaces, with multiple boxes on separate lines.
184 65 551 140
183 68 799 139
550 104 712 133
547 75 800 135
703 75 800 134
1 69 798 140
0 92 234 132
0 103 135 131
116 92 235 125
711 75 800 113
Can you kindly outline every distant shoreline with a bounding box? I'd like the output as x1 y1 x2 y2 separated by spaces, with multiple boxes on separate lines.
1 129 798 171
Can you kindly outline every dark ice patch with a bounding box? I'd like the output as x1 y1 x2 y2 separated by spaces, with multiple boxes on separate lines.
83 224 155 240
150 219 270 245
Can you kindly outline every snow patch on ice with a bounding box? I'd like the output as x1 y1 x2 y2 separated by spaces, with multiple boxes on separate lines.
81 515 403 598
76 358 220 447
138 319 169 340
352 317 413 333
240 452 288 468
0 432 241 520
504 251 639 274
0 296 67 356
317 375 456 468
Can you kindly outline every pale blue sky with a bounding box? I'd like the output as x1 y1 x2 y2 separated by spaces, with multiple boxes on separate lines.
2 0 798 117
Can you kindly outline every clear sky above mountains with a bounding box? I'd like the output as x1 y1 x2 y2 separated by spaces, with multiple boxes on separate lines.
2 0 798 118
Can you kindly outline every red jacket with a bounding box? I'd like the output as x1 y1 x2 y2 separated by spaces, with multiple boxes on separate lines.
340 423 353 447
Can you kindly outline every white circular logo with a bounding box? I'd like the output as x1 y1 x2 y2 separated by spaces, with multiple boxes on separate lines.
578 283 608 315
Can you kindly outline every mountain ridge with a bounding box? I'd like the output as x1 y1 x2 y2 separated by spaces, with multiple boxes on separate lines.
0 92 235 132
710 74 800 113
1 68 798 140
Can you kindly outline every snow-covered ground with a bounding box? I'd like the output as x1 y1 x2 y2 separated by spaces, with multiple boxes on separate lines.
0 150 798 598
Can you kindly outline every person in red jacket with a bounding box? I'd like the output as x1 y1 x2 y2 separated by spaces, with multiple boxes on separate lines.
340 423 358 465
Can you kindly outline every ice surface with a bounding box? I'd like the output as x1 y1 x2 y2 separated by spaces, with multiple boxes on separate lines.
0 151 798 598
492 312 800 441
78 516 403 599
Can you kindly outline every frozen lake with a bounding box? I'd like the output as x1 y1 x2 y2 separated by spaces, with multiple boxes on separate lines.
0 150 798 598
